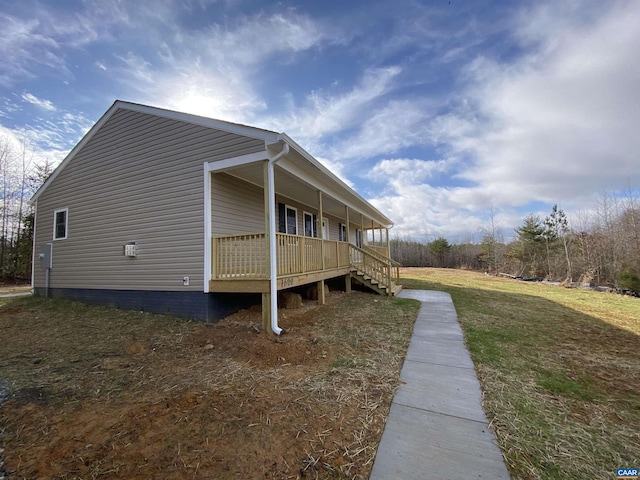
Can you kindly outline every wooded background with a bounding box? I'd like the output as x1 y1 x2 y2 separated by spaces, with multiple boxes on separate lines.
391 194 640 294
0 136 52 282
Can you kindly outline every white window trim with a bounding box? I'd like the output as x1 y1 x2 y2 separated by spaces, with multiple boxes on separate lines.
303 211 317 238
53 208 68 240
285 204 298 235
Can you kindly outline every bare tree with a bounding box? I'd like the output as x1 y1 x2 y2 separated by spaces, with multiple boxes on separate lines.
479 204 504 275
0 137 16 274
544 204 572 282
11 136 34 276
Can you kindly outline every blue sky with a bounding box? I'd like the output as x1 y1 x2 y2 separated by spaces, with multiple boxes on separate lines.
1 0 639 242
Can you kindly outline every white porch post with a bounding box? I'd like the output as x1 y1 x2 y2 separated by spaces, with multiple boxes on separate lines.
344 205 352 293
386 227 391 257
203 165 212 293
345 206 351 243
318 190 325 305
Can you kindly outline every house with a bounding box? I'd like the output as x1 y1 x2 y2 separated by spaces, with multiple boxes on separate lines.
31 101 401 334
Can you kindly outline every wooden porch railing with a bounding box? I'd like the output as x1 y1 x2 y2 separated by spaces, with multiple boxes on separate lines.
213 233 350 278
350 244 400 292
364 245 390 257
213 233 267 278
362 245 402 271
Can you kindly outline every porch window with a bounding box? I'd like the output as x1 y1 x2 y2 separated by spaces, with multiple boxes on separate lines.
53 208 68 240
339 223 347 242
286 205 297 235
355 228 362 248
303 212 317 237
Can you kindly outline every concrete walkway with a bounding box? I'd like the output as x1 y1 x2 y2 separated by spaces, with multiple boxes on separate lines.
370 290 510 480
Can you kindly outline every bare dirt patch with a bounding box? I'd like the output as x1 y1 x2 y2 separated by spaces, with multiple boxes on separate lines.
0 291 419 479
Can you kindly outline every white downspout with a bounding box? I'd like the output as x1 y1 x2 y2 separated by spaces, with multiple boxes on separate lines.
267 142 289 335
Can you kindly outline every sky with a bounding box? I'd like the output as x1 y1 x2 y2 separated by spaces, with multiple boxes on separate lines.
1 0 639 243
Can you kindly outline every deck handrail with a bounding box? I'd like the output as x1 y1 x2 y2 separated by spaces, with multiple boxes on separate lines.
349 244 400 293
213 233 350 279
212 234 400 295
362 245 402 268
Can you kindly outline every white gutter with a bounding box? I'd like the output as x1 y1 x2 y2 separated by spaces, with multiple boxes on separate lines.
267 142 289 335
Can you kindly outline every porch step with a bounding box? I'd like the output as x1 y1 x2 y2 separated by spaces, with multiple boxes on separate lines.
350 271 402 297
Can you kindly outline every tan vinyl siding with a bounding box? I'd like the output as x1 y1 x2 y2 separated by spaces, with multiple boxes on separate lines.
209 177 349 243
34 109 264 291
211 173 265 236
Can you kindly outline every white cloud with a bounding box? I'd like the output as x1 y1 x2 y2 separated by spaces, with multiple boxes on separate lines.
367 158 451 186
285 66 402 138
0 2 139 85
371 184 487 242
315 155 354 188
332 99 434 161
369 0 640 241
451 0 640 205
205 12 330 66
0 106 94 171
21 93 56 111
110 10 336 124
0 14 63 85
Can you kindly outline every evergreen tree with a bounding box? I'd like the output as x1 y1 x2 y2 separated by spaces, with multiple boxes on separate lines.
513 214 545 277
428 237 452 267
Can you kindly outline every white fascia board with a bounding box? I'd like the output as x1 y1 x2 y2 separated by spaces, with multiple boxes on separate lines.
115 101 280 143
206 151 268 172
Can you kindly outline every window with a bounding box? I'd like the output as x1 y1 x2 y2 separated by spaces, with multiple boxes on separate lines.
355 228 362 248
53 208 68 240
303 212 317 237
286 205 297 235
339 223 347 242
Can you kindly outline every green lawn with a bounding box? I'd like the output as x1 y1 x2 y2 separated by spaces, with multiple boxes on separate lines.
401 268 640 480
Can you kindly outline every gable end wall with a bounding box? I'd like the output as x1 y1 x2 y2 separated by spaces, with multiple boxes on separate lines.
33 108 264 291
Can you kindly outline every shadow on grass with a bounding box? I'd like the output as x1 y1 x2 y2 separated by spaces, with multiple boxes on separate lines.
401 275 640 480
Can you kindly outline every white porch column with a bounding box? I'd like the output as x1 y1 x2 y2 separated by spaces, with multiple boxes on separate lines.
345 206 351 243
318 190 325 305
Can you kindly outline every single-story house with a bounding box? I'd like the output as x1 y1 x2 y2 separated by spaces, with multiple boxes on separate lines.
31 101 401 334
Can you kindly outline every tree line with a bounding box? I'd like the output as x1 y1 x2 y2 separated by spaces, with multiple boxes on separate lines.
391 191 640 294
0 137 52 282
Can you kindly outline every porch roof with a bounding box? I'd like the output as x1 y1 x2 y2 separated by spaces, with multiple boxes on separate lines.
213 138 393 229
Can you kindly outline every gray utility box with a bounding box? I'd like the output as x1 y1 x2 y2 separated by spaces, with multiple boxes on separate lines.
39 243 52 269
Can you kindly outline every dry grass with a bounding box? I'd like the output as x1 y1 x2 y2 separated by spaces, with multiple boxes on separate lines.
0 284 31 295
401 268 640 480
0 291 419 479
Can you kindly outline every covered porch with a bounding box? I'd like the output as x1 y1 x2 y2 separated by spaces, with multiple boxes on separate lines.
203 137 400 334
